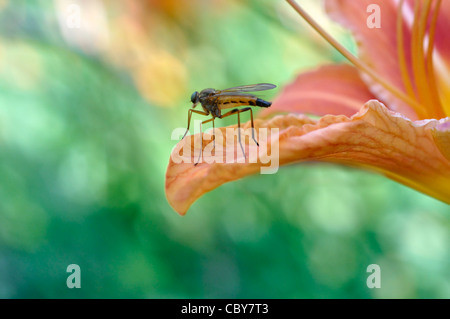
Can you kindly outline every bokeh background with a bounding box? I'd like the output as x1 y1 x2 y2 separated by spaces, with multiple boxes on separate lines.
0 0 449 299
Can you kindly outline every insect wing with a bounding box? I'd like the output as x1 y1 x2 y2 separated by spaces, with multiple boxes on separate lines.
219 83 276 93
214 92 257 98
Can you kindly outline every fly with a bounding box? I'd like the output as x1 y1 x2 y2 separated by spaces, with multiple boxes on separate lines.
182 83 277 165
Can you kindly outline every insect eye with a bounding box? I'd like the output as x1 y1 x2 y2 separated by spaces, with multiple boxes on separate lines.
190 91 199 104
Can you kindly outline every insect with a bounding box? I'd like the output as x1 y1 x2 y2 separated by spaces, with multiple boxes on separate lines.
182 83 277 164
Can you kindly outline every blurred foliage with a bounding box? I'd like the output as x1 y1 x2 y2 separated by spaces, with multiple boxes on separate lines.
0 0 448 298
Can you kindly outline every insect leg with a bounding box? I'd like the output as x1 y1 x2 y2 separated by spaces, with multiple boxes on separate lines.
182 109 210 140
245 107 258 146
194 123 202 166
219 108 248 158
223 107 258 146
194 116 215 166
212 118 215 150
201 117 216 149
236 109 245 158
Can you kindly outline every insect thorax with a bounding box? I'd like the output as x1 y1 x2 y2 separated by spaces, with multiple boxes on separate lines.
199 88 219 116
199 88 216 96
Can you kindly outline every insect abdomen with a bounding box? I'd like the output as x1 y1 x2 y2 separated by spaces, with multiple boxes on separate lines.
219 97 272 109
255 98 271 107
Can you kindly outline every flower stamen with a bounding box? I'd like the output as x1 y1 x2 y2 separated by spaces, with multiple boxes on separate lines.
411 0 434 118
397 0 417 102
286 0 426 114
425 0 446 118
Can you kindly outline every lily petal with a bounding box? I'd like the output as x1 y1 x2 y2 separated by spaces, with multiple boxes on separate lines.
432 121 450 161
262 64 376 118
325 0 418 119
166 100 450 215
434 0 450 116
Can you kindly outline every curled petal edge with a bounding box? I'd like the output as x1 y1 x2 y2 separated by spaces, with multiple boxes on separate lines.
165 100 450 215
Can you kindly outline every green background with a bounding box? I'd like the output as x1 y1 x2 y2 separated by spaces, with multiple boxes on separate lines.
0 0 448 298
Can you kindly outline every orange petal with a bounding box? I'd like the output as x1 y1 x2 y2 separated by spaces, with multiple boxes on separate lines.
433 0 450 117
325 0 418 119
413 0 450 66
166 100 450 215
432 121 450 162
262 64 376 118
